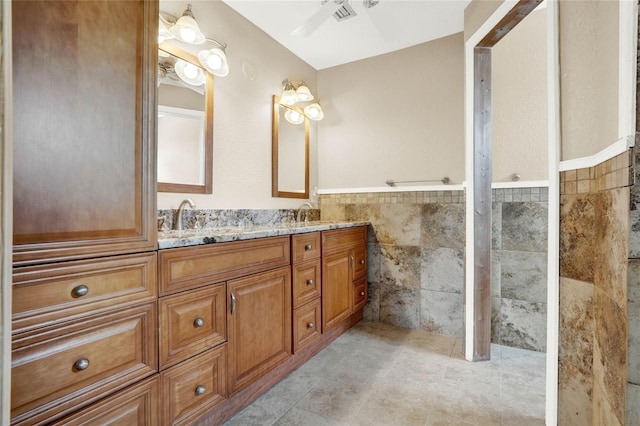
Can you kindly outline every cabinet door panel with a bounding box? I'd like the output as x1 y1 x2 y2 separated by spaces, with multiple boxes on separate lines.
322 252 352 332
352 277 368 312
12 0 157 266
227 267 291 394
293 300 321 353
292 259 321 309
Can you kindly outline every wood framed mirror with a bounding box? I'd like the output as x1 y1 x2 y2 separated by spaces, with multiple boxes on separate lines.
157 42 213 194
272 95 310 199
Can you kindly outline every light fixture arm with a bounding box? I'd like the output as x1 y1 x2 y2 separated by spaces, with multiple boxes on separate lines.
204 38 227 50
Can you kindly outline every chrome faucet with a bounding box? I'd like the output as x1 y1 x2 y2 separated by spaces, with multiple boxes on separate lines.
296 202 313 225
175 199 196 231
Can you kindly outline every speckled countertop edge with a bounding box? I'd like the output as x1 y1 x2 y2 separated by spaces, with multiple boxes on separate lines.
157 221 370 249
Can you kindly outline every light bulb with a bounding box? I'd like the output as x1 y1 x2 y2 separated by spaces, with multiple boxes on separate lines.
206 55 223 71
183 63 199 79
290 111 301 121
307 106 319 118
179 27 197 43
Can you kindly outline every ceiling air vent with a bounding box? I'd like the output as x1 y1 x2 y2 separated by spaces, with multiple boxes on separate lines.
333 1 357 22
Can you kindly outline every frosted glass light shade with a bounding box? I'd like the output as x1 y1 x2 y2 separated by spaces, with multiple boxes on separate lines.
295 84 314 102
168 8 205 44
158 17 174 44
304 103 324 121
198 47 229 77
284 109 305 125
174 59 205 86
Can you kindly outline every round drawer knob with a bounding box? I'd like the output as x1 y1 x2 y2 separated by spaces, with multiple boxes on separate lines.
306 279 314 286
306 322 314 329
360 291 365 296
194 317 205 328
305 244 312 251
195 385 206 395
359 259 365 265
72 285 89 298
74 358 90 371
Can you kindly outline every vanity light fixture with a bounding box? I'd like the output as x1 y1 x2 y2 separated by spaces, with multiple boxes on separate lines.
160 4 230 77
280 79 324 121
168 4 205 44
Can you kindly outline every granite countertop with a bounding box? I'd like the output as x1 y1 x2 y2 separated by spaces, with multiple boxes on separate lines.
157 221 370 249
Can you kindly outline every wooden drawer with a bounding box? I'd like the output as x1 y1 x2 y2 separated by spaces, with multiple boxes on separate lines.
11 302 158 425
353 247 367 279
12 252 157 334
161 345 227 426
158 236 290 296
322 227 367 254
50 375 160 425
292 232 321 263
159 283 226 370
292 259 321 309
293 299 321 353
353 277 368 312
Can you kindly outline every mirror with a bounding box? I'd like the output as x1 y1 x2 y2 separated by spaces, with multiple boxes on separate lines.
157 42 213 194
272 95 309 199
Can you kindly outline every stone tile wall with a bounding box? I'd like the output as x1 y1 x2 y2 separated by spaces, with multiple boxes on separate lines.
559 150 633 425
629 147 640 425
319 188 549 352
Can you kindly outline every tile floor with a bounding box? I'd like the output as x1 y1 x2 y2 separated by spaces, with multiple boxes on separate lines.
223 321 546 426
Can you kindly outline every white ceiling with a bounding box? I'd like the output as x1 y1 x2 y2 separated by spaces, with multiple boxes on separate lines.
221 0 471 70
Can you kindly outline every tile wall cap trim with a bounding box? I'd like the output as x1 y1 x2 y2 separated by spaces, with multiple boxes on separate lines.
317 184 465 194
559 135 635 172
491 180 549 189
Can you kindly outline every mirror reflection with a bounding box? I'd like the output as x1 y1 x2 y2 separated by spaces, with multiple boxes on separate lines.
272 95 309 199
157 43 213 194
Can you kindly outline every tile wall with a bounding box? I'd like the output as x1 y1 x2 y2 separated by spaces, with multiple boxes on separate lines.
628 147 640 425
558 150 633 425
319 188 549 352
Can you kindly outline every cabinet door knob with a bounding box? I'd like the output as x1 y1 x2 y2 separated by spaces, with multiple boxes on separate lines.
194 317 205 327
74 358 90 371
72 285 89 298
305 244 312 251
360 291 365 296
306 279 314 286
359 259 365 265
306 322 314 329
195 385 206 395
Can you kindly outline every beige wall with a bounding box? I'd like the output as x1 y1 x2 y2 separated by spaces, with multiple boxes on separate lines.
157 1 318 209
317 33 465 189
492 8 548 182
559 0 620 161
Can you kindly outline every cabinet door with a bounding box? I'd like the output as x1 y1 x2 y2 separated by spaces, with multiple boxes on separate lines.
12 0 157 266
322 251 353 332
227 267 291 394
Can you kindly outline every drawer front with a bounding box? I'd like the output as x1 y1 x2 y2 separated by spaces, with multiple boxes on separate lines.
292 259 321 309
161 345 227 426
291 232 321 263
322 227 366 254
12 252 157 334
353 247 367 279
293 299 321 353
159 236 290 296
50 375 160 426
159 283 227 369
11 303 158 425
353 277 368 312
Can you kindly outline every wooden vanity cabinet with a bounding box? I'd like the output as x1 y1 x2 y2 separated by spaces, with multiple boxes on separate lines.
227 267 292 394
321 227 368 333
10 0 159 423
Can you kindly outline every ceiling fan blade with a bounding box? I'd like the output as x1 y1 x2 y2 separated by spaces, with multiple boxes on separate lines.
291 1 341 37
363 2 396 43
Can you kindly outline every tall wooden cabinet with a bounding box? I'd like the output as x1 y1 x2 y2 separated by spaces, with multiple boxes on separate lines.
12 0 157 266
11 0 159 424
321 227 368 333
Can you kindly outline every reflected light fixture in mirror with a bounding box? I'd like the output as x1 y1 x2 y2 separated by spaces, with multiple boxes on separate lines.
160 4 230 77
280 79 324 121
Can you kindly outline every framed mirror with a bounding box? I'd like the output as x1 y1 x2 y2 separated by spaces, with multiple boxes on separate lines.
157 42 213 194
272 95 309 199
